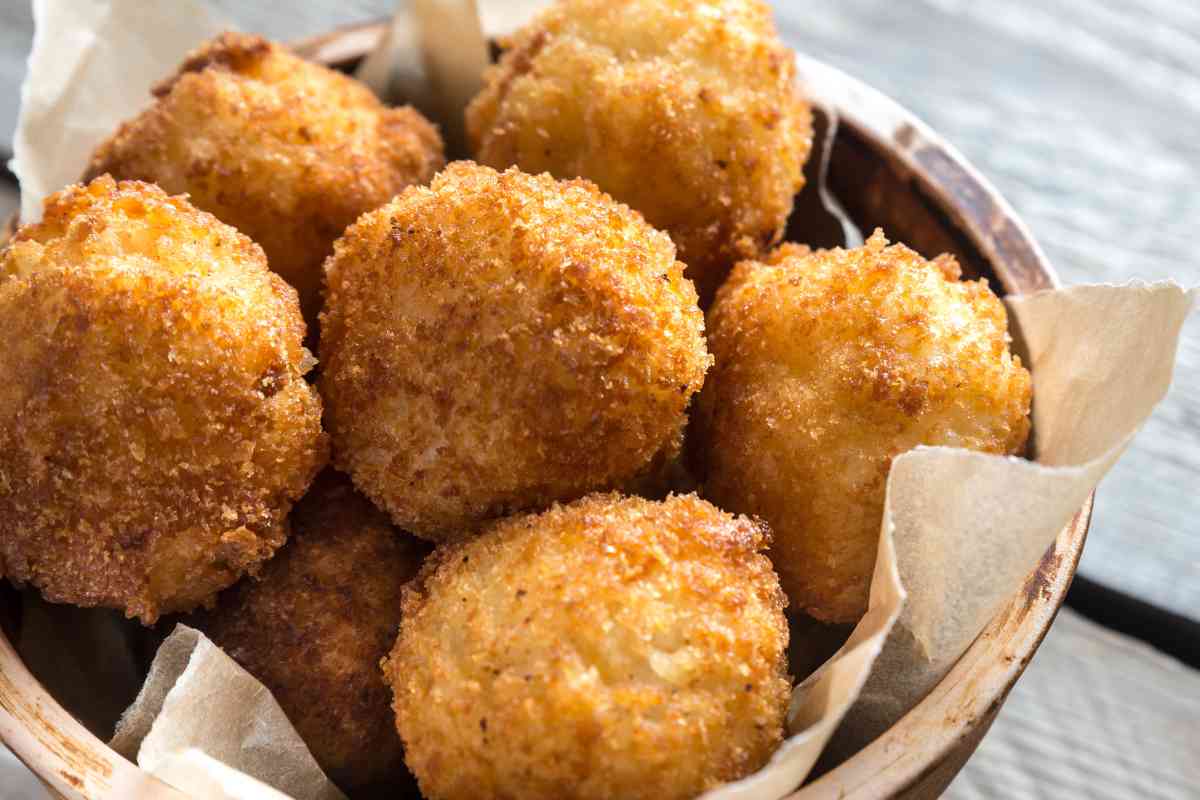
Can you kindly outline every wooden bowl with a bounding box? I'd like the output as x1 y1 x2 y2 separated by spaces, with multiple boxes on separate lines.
0 20 1089 800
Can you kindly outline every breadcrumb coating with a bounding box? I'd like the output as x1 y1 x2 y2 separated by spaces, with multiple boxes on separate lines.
0 177 327 624
197 472 427 791
467 0 812 302
384 492 790 800
319 162 711 540
693 231 1032 623
86 32 445 325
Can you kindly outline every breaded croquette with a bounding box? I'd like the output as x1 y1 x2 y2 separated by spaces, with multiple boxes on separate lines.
0 177 327 624
693 231 1032 623
467 0 812 302
320 162 711 540
86 32 445 326
197 472 427 792
383 492 790 800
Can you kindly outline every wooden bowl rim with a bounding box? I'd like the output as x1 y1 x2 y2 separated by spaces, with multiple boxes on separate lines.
0 19 1090 800
780 50 1088 798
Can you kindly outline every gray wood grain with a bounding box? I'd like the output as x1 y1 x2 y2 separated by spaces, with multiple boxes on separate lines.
0 2 1195 618
0 1 32 150
947 608 1200 799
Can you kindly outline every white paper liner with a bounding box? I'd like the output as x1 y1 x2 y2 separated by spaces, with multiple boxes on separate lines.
9 0 230 224
703 518 905 799
355 0 489 155
111 625 345 800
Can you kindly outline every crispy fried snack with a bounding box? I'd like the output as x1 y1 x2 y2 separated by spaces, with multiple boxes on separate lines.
693 231 1032 623
384 492 790 800
467 0 812 302
320 162 711 540
86 32 445 325
0 177 327 624
197 472 427 792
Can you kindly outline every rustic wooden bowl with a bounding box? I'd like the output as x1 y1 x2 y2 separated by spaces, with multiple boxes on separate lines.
0 20 1089 800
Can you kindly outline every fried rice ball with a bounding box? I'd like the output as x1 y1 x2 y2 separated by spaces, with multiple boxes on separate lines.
0 177 327 624
320 162 711 540
693 231 1032 623
197 472 427 792
383 492 790 800
466 0 812 302
86 32 445 325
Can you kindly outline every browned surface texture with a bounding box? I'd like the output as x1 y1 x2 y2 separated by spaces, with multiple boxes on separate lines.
196 472 427 792
467 0 812 302
695 231 1031 622
320 162 711 540
0 177 327 624
385 493 790 800
86 32 445 326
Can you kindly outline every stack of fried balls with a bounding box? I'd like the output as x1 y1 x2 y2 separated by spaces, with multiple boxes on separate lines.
0 2 1031 799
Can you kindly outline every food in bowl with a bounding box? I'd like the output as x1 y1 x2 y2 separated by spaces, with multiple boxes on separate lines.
692 231 1032 622
86 32 445 327
467 0 813 302
0 176 327 624
383 492 790 800
319 162 711 541
0 0 1049 794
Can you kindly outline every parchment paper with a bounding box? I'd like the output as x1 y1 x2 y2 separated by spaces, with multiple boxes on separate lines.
704 516 905 799
7 1 1198 799
829 282 1198 757
355 0 490 156
9 0 230 224
111 625 344 800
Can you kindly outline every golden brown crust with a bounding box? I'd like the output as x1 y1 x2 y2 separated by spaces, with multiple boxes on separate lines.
693 231 1032 623
0 177 327 624
319 162 711 540
196 471 427 791
384 492 790 800
86 32 445 325
466 0 812 302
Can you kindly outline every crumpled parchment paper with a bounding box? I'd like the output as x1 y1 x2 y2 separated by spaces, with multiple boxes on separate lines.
111 625 344 800
827 282 1197 758
9 0 229 224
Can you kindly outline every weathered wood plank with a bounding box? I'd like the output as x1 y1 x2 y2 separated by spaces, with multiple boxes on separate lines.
946 608 1200 799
